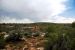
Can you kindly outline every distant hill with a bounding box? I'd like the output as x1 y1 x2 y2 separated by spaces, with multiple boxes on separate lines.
0 22 71 33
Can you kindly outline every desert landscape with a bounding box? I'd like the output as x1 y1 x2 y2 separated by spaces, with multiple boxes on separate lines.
0 22 75 50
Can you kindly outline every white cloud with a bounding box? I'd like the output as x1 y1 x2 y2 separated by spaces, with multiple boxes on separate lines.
41 16 75 23
1 0 67 16
0 16 33 23
54 16 75 23
1 0 74 23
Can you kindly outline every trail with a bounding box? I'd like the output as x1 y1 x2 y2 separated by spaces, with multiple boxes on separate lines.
23 36 45 50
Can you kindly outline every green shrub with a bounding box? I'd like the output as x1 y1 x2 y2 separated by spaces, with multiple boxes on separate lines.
0 35 6 49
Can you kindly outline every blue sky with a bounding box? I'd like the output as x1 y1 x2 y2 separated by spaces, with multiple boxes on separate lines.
0 0 75 23
60 0 75 18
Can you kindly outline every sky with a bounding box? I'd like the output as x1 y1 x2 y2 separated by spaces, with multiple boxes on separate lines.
0 0 75 23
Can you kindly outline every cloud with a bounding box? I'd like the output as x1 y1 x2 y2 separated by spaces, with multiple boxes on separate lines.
41 16 75 23
0 16 75 23
0 16 33 23
0 0 74 23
